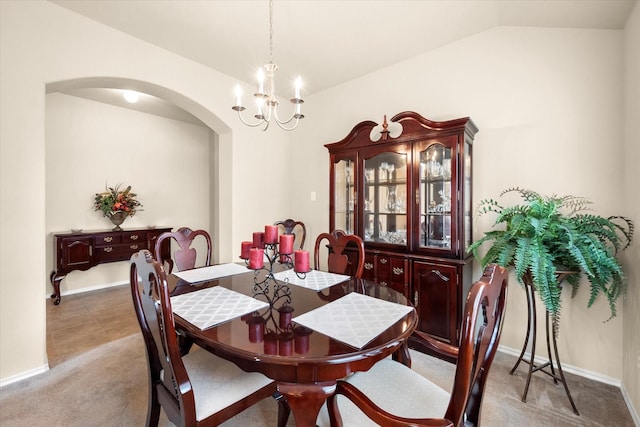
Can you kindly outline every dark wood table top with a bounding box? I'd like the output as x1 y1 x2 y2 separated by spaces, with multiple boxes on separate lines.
169 267 417 426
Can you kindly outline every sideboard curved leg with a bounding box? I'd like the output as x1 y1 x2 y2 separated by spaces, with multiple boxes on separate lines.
50 271 63 305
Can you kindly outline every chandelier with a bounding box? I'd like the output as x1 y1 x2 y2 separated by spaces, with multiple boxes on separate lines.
232 0 305 131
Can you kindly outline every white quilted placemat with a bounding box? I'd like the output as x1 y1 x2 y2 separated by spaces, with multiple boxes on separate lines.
170 286 268 330
273 269 350 291
292 292 414 348
173 263 248 284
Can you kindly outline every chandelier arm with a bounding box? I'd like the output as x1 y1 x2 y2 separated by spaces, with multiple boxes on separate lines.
272 107 296 125
274 117 301 132
235 109 268 128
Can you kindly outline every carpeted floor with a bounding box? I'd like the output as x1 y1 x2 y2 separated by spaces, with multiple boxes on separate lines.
0 332 634 426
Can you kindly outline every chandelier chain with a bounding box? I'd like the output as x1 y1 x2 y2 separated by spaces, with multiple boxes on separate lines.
269 0 274 64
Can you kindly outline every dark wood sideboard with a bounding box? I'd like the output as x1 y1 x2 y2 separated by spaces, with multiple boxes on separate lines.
50 227 172 305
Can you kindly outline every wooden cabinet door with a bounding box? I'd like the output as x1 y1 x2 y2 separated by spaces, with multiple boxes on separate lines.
60 237 93 269
412 261 458 344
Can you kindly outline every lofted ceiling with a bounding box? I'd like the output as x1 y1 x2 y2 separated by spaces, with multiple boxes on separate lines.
49 0 636 123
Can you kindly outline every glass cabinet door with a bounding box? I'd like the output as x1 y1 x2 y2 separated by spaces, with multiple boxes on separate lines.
419 143 453 250
463 140 472 252
363 152 407 245
333 158 355 233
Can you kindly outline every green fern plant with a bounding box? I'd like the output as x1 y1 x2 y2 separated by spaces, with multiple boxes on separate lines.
469 188 634 326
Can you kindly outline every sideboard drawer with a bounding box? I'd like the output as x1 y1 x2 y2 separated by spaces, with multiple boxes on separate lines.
95 242 145 262
123 231 146 243
94 234 122 245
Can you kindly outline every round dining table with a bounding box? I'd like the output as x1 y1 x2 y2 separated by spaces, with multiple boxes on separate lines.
169 268 418 427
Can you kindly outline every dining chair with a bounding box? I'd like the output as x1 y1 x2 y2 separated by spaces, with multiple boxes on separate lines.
154 227 212 273
313 229 365 279
274 218 307 250
320 264 509 427
130 249 290 427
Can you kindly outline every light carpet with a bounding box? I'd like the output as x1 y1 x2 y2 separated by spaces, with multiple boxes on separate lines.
0 333 633 426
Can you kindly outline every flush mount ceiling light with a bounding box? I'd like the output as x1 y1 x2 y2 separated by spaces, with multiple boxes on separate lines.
122 90 139 103
232 0 304 131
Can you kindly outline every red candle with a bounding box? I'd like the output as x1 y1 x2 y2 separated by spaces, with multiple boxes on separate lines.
264 332 278 354
278 332 294 356
252 231 265 249
294 326 312 354
247 316 265 343
279 234 294 255
264 225 278 244
294 250 310 273
240 241 252 259
248 248 264 269
278 305 294 329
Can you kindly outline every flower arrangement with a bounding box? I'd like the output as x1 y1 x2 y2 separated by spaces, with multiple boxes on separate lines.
94 184 142 218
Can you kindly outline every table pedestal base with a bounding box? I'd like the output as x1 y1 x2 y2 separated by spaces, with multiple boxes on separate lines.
510 274 579 415
277 381 336 427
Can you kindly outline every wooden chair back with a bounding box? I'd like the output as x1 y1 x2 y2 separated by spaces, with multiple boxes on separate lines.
328 264 508 427
154 227 212 273
130 249 197 426
313 230 365 278
274 218 307 250
444 264 508 425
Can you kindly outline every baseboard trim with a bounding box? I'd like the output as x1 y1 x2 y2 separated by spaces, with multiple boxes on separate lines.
620 383 640 427
0 363 49 388
45 280 128 299
499 344 640 424
498 344 621 386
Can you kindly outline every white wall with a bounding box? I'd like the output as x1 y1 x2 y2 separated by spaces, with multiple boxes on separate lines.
45 93 212 294
0 0 292 382
622 2 640 417
293 25 631 382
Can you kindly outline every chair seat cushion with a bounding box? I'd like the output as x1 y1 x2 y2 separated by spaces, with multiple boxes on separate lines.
182 348 273 421
317 359 451 426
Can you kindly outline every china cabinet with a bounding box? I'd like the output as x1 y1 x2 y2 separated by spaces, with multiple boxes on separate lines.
326 111 478 346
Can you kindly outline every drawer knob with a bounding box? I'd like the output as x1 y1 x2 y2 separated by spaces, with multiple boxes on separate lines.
379 258 388 264
103 236 113 243
130 235 139 241
393 267 404 275
130 244 139 250
380 281 388 287
364 262 374 270
104 247 113 253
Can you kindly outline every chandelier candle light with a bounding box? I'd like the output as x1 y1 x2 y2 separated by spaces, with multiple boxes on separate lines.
232 0 305 131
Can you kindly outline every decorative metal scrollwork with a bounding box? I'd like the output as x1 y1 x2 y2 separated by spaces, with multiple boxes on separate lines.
104 236 113 243
104 247 113 253
364 262 374 270
393 267 404 275
379 258 388 264
130 234 139 240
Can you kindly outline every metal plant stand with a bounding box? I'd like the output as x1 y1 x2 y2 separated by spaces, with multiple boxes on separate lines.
510 271 580 415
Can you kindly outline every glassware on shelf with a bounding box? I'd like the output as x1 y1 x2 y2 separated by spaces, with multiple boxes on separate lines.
386 186 397 212
365 168 375 182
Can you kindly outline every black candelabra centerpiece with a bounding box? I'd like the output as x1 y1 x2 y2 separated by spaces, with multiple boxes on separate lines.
239 224 313 355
